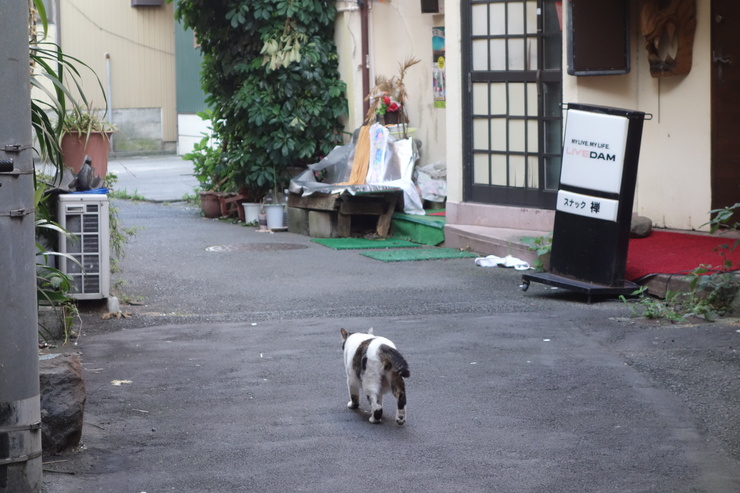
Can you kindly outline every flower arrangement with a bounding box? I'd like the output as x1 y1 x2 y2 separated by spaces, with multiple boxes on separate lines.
365 56 421 130
376 95 401 116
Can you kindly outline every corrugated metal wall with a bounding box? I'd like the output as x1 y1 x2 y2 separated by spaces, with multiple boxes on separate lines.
174 22 206 115
59 0 176 146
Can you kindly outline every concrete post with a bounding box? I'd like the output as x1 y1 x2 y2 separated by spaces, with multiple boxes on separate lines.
0 0 43 491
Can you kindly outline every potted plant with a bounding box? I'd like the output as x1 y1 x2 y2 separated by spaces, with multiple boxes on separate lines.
182 111 239 218
184 135 226 218
238 181 268 226
365 56 421 137
30 0 109 185
60 104 117 180
261 164 288 230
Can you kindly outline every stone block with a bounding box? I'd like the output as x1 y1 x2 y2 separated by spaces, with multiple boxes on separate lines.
308 210 337 238
729 287 740 317
287 206 310 236
631 216 653 238
39 353 86 454
37 305 66 341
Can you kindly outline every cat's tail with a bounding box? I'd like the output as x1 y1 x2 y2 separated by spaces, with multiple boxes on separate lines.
378 344 410 378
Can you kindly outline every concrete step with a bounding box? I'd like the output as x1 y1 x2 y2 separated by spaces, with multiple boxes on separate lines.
391 212 446 246
443 224 547 264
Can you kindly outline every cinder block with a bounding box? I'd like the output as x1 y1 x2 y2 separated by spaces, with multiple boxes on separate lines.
38 305 65 341
308 210 338 238
287 207 310 236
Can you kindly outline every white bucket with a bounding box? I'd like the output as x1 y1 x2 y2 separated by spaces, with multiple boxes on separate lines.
264 204 285 230
242 203 261 224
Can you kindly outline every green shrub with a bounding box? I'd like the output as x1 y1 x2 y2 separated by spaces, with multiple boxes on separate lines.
520 232 552 271
175 0 348 195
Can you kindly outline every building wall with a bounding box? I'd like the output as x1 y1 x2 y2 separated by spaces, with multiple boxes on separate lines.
563 0 713 230
58 0 177 153
445 0 715 231
334 2 365 136
634 0 712 230
174 19 208 155
335 1 447 167
445 0 464 204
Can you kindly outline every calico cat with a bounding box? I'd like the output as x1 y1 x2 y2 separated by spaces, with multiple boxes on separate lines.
340 328 410 425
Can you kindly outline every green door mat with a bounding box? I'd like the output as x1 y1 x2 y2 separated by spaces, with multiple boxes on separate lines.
311 237 420 250
360 248 478 262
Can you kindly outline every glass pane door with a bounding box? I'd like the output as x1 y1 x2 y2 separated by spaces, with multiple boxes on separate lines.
463 0 563 208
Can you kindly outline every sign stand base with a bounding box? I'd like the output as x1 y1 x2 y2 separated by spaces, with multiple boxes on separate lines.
520 272 639 304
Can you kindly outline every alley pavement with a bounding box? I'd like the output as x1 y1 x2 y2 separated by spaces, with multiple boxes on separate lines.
41 155 740 492
107 154 199 202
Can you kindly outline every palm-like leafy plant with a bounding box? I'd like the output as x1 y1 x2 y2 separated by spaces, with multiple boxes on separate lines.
29 0 108 181
29 0 107 337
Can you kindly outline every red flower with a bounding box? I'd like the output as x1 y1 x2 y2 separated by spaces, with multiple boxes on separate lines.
383 96 391 106
387 101 401 112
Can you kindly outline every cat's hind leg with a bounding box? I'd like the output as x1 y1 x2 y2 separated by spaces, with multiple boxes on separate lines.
367 393 383 423
392 376 407 425
346 376 360 409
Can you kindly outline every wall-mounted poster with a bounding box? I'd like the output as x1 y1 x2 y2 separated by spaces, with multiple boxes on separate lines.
433 27 445 108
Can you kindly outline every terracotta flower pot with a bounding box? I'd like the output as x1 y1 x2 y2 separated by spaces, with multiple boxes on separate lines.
61 131 113 179
199 191 221 218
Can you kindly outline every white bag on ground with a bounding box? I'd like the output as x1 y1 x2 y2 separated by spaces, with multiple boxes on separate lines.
474 255 531 270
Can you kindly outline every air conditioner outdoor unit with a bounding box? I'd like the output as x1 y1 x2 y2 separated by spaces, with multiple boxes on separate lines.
57 194 110 300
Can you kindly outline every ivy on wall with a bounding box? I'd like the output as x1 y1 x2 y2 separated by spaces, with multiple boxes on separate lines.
175 0 347 194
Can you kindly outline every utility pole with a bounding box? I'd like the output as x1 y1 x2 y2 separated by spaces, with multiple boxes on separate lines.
0 0 43 491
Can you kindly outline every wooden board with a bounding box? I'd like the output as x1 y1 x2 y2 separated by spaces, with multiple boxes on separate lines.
288 190 402 237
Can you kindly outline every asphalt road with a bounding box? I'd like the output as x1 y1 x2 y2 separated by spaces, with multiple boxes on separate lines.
40 161 740 492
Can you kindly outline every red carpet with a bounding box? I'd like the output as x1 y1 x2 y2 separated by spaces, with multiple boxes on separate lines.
626 231 740 281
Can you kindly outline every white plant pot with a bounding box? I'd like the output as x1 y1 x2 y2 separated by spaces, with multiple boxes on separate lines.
264 204 285 230
242 202 261 224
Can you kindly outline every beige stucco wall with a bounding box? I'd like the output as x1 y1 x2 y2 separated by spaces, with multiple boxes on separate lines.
444 0 714 231
444 0 464 204
58 0 176 147
334 2 365 134
335 1 447 167
563 0 713 230
634 0 713 230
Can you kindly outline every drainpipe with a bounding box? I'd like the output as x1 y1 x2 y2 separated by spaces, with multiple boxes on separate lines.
0 1 43 491
360 0 371 121
53 0 61 47
105 52 113 150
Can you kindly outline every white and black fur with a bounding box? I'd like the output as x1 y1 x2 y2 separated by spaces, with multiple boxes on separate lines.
340 328 409 425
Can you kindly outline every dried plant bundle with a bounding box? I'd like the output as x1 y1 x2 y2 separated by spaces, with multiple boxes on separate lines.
364 56 421 124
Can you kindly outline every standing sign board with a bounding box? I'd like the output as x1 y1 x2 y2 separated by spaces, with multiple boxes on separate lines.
522 103 648 301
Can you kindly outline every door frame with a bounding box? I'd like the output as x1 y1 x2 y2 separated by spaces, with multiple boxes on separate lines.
461 0 563 209
710 0 740 212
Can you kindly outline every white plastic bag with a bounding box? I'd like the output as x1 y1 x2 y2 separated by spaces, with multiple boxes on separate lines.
366 123 390 184
384 137 424 215
416 161 447 202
